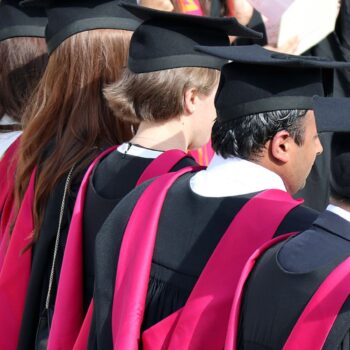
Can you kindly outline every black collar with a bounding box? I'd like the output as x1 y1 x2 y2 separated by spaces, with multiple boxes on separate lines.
313 209 350 242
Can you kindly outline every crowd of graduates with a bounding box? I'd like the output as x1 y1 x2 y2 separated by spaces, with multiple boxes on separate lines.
1 0 350 349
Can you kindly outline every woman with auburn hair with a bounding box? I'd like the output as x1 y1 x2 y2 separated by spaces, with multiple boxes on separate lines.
1 1 140 349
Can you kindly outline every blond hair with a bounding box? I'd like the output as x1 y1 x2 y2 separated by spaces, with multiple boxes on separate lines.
104 67 220 124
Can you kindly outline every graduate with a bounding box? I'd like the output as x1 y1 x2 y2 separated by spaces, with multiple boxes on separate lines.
0 0 47 157
88 45 350 349
80 2 261 313
1 1 139 349
234 98 350 350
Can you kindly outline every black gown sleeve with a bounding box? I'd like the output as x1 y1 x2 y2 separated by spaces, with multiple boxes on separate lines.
17 171 84 350
325 297 350 350
83 154 197 309
275 204 319 236
87 181 152 350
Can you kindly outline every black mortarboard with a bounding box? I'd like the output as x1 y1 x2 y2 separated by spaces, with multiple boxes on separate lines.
120 3 263 73
43 0 141 54
313 97 350 133
194 45 350 121
0 0 47 42
329 131 350 199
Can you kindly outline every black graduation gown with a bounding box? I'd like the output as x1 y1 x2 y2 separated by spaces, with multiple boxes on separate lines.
17 142 102 350
83 147 197 309
238 210 350 350
88 172 319 349
18 170 85 350
17 146 195 349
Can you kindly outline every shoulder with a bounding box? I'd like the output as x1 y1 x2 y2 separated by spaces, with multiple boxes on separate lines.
276 204 319 236
278 212 350 273
96 179 154 237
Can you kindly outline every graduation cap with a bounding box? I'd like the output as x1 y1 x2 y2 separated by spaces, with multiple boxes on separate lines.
194 45 350 121
313 96 350 133
43 0 141 54
120 3 263 73
0 0 47 42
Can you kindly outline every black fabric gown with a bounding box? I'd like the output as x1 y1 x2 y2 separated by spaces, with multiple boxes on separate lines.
88 172 319 349
17 144 195 349
18 168 86 350
238 210 350 350
83 145 196 309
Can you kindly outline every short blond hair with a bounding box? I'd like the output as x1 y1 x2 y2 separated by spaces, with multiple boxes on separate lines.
104 67 220 123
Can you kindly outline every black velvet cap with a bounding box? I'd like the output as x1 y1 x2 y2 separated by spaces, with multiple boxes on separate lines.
121 3 263 73
0 0 47 42
330 131 350 199
194 45 350 121
44 0 141 54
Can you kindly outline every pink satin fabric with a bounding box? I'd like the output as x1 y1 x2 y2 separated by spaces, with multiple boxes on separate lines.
47 146 118 350
283 255 350 349
225 232 296 350
0 137 21 267
142 190 302 350
0 167 36 349
111 164 300 349
112 166 201 349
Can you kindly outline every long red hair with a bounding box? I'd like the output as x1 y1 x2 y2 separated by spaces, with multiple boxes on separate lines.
15 29 134 242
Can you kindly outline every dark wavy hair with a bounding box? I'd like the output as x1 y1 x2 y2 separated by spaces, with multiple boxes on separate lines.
212 109 307 160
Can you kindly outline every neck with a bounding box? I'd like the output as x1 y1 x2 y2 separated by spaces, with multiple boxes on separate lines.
252 155 292 193
131 118 188 152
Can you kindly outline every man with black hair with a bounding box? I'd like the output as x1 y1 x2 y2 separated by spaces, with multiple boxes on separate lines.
210 108 316 194
89 46 350 349
235 97 350 350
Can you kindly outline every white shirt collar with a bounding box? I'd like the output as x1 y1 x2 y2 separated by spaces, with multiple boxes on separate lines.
326 204 350 223
0 115 19 126
190 154 286 197
117 143 163 159
0 131 22 158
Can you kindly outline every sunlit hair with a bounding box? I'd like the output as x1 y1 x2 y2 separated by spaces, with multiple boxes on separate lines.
104 67 220 124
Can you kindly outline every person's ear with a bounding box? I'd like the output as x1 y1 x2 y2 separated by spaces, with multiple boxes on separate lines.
270 130 292 163
183 88 198 115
